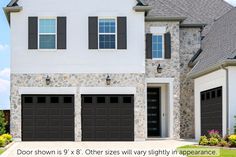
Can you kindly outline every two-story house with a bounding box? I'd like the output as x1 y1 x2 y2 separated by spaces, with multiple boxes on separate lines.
3 0 234 141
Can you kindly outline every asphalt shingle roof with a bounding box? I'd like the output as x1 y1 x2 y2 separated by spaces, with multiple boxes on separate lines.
189 8 236 77
143 0 233 35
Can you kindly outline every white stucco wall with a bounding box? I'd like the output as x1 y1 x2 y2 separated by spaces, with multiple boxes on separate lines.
10 0 145 74
228 66 236 134
194 69 227 140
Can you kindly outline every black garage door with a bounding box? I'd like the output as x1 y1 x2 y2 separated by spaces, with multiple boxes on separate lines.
82 95 134 141
22 95 74 141
201 87 222 136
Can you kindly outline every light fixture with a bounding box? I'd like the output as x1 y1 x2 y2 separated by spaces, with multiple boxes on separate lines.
45 75 51 85
106 75 111 85
157 64 163 73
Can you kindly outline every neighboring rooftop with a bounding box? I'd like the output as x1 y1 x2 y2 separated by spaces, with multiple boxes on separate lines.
189 8 236 78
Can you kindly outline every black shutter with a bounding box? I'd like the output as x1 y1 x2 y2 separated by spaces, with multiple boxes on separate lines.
28 17 38 49
117 17 127 49
57 17 67 49
146 33 152 59
164 32 172 59
88 17 98 49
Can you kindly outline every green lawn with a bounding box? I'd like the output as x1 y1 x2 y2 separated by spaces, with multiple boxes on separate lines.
178 145 236 157
0 149 5 155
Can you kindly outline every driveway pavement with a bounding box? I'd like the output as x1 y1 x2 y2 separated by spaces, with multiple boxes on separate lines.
2 139 197 157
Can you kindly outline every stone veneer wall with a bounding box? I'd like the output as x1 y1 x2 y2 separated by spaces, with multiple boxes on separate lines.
179 28 201 138
10 73 146 141
145 21 181 138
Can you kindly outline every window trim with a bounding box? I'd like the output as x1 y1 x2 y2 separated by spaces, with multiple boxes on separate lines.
38 17 57 50
98 17 117 50
152 33 165 60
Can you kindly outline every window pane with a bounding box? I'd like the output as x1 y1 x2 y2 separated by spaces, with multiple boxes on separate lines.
152 35 163 59
99 19 116 33
99 35 115 49
39 35 56 49
39 19 56 33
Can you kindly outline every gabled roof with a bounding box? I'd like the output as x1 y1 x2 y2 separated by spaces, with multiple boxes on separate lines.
189 8 236 78
3 0 22 24
7 0 18 7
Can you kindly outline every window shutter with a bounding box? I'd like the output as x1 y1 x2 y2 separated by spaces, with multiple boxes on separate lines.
88 17 98 49
28 17 38 49
164 32 172 59
146 33 152 59
57 17 67 49
117 17 127 49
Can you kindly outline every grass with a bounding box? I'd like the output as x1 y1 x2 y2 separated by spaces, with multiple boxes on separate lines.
178 145 236 157
0 149 5 155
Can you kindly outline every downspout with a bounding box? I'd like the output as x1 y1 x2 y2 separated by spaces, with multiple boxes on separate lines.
221 65 229 134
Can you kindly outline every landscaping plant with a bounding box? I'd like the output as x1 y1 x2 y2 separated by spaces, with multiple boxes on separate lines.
229 135 236 147
0 134 13 147
207 130 221 140
209 137 219 146
0 111 7 135
199 136 209 145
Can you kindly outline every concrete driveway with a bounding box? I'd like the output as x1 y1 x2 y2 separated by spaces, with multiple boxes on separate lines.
2 139 197 157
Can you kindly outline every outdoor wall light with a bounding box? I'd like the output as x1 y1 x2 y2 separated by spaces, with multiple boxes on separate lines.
157 64 163 73
106 75 111 85
45 75 51 85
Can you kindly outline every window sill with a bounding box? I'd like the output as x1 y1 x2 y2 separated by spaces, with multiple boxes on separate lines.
152 58 164 61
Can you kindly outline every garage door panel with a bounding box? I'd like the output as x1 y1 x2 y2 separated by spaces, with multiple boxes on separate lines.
22 95 74 141
201 87 222 136
82 95 134 141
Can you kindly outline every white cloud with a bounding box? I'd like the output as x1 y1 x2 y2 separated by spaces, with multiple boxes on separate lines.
225 0 236 6
0 68 10 79
0 44 9 52
0 78 10 93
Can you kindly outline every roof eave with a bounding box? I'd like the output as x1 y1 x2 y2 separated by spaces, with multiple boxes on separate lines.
133 6 152 12
3 6 22 25
189 60 236 79
180 23 206 28
145 16 186 22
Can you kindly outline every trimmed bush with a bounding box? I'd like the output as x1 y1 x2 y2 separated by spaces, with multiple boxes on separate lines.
1 134 12 143
229 135 236 147
209 137 219 146
218 139 228 147
0 136 6 147
199 136 209 145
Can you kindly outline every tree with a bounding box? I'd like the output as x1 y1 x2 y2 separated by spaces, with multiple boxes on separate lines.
234 116 236 134
0 111 7 135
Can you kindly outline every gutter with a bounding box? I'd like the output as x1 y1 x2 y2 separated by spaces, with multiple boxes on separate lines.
180 23 206 28
189 60 236 79
221 65 229 134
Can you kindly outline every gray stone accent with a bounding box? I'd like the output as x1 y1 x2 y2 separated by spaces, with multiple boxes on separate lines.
179 28 201 138
10 73 146 141
145 21 181 138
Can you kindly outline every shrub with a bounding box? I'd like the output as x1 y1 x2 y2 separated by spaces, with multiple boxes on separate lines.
0 136 6 147
229 135 236 147
218 139 228 147
209 137 219 146
1 134 12 142
0 111 7 135
199 136 209 145
207 130 221 140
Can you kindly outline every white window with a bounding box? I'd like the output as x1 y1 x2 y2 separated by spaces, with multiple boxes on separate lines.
152 34 164 59
99 18 116 49
39 19 56 49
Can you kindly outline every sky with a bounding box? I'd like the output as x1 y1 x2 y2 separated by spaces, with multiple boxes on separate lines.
0 0 235 110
